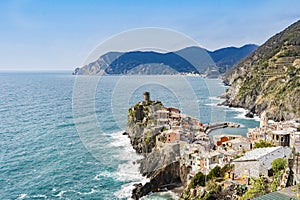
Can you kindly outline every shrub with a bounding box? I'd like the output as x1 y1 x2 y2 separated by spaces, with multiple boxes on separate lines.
240 176 268 200
254 140 275 148
220 164 234 177
271 158 286 173
208 166 221 179
189 172 206 188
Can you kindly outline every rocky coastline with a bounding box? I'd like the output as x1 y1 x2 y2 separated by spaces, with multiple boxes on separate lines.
124 92 240 199
124 95 184 199
221 20 300 121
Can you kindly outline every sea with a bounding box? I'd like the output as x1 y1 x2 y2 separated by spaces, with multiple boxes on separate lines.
0 72 259 200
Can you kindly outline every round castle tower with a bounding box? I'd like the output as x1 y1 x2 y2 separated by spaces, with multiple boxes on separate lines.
143 92 150 103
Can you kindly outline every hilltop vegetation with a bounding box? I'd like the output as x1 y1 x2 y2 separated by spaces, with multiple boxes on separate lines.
223 20 300 121
73 45 257 76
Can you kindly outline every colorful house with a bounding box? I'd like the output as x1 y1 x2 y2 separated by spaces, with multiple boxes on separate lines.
165 130 180 143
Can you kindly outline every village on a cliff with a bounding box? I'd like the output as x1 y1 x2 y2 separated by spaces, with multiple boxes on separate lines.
125 92 300 200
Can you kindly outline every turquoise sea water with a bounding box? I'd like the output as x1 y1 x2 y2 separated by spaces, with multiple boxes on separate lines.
0 72 259 199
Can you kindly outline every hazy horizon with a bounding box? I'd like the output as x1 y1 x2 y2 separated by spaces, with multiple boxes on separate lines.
0 0 299 71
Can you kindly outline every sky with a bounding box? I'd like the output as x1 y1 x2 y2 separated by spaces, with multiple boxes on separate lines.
0 0 299 71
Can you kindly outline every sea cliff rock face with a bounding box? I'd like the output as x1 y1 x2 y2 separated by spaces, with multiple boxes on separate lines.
132 161 181 200
125 100 184 199
223 20 300 121
125 100 163 153
139 144 180 176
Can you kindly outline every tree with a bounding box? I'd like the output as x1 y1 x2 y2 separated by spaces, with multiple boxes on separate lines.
234 184 247 196
206 180 222 193
271 158 286 173
189 171 206 188
201 180 222 200
208 166 221 179
254 140 275 148
240 176 268 200
220 164 234 178
270 178 280 192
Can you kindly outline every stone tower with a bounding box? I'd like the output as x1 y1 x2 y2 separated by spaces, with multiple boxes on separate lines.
260 111 268 128
143 92 150 103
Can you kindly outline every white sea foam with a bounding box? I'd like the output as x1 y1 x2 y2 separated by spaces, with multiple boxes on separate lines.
93 170 118 180
31 194 47 198
118 163 150 196
205 102 225 107
114 182 138 199
217 82 229 88
205 98 261 123
54 190 67 197
238 123 245 128
109 131 149 199
108 131 130 148
78 188 98 195
232 108 260 121
141 191 179 200
208 96 223 101
268 119 275 124
17 194 27 199
204 96 224 107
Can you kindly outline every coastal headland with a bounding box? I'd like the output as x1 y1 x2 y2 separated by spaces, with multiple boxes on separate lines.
124 92 240 199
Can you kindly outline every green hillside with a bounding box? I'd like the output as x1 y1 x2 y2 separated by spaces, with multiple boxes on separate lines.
223 20 300 121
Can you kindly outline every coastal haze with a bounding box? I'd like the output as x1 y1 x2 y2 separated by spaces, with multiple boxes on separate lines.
1 1 300 200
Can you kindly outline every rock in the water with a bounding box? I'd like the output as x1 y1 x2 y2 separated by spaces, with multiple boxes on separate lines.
245 112 254 118
132 161 182 199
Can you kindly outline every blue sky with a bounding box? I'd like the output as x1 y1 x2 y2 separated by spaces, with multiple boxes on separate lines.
0 0 299 70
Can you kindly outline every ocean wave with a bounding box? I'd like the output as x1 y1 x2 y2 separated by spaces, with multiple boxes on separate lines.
238 123 245 128
205 96 224 107
114 182 137 199
116 160 148 182
108 131 149 199
141 191 179 200
31 194 47 199
205 102 219 106
77 188 98 195
208 96 223 101
108 131 131 148
93 171 118 180
54 190 68 197
210 103 260 122
17 194 28 199
233 108 260 121
109 131 144 161
56 122 75 129
17 193 48 199
53 188 98 198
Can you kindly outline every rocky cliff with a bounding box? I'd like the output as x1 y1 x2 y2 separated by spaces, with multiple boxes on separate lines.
132 161 181 199
125 99 185 199
223 20 300 121
125 100 164 153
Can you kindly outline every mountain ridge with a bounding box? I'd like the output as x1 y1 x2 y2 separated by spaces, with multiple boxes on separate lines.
72 44 257 76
